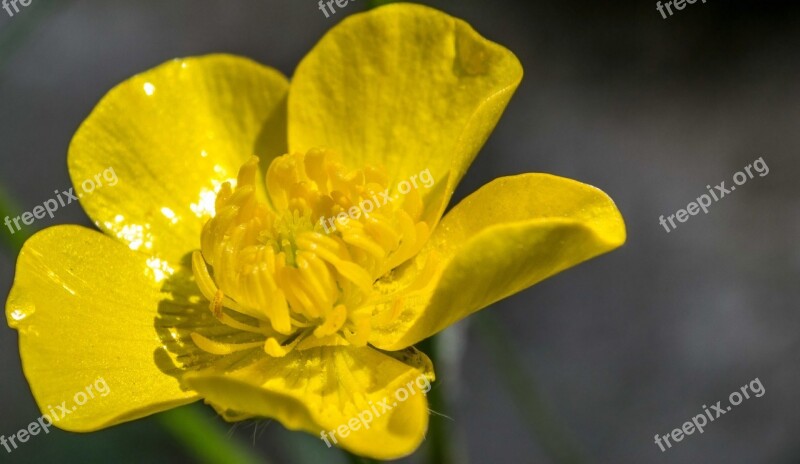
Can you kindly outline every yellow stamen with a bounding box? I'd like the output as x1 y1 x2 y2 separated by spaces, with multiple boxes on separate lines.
190 150 431 357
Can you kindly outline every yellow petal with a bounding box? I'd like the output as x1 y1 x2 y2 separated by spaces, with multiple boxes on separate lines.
288 3 523 226
369 174 627 350
183 346 434 460
68 54 288 264
5 225 199 431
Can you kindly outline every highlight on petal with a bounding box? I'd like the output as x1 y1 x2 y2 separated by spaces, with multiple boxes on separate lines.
288 3 523 227
68 54 289 265
183 346 434 460
5 225 199 431
369 173 627 350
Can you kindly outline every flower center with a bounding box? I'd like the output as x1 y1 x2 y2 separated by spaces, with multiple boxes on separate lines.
190 150 431 357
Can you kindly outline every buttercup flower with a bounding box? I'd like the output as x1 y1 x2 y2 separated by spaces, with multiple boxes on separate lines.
5 3 625 459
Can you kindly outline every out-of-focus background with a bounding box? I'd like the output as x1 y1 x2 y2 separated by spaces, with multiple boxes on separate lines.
1 0 799 463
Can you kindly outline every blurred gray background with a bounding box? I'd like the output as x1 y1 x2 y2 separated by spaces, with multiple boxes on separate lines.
1 0 799 463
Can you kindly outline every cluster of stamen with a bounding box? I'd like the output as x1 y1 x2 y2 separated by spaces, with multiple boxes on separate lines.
190 150 430 357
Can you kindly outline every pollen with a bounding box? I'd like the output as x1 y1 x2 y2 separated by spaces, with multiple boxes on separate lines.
190 150 431 357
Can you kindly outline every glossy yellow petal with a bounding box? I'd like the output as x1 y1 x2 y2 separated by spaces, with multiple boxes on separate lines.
5 225 199 431
68 54 288 264
288 3 523 226
369 174 627 350
183 346 434 460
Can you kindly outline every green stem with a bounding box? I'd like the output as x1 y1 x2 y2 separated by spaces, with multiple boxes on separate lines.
418 336 454 464
156 405 267 464
475 312 585 464
0 186 28 252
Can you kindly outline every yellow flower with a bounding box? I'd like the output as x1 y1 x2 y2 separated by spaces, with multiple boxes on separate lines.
4 3 625 460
